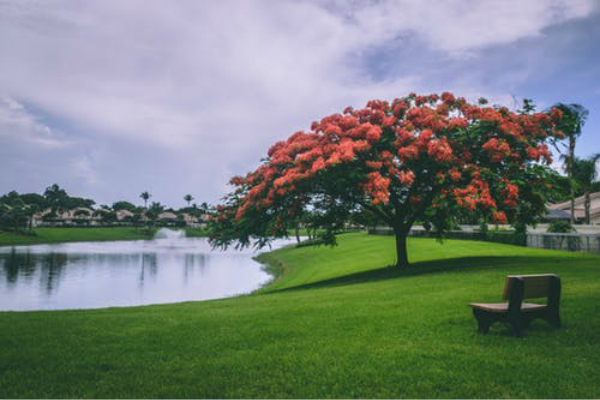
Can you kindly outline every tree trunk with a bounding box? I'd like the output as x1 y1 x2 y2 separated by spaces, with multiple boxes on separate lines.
393 228 410 268
294 225 301 243
585 191 590 225
569 138 575 225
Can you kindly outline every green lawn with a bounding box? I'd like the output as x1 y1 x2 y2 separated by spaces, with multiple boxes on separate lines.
0 227 208 246
0 233 599 398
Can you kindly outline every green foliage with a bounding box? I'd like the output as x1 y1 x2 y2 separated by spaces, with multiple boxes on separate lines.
572 153 600 194
0 200 29 232
112 201 137 212
295 237 326 248
547 220 576 233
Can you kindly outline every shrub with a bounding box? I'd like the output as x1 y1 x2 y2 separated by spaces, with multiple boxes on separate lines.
547 220 576 233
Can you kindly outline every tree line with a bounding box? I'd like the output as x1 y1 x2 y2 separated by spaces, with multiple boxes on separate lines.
0 184 211 233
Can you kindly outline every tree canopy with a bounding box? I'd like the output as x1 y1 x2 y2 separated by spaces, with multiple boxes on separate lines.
210 93 564 266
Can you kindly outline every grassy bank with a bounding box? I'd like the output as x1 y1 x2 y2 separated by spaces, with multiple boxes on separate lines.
0 234 599 398
0 227 208 246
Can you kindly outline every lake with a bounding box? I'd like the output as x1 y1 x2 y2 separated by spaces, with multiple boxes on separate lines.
0 235 294 311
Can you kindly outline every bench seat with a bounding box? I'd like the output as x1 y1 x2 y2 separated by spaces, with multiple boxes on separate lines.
469 302 546 313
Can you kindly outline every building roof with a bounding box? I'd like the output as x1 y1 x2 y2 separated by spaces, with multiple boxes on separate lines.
549 192 600 210
158 211 178 220
545 209 571 220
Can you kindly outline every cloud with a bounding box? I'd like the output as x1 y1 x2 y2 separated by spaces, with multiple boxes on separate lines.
318 0 595 56
71 155 100 187
0 0 596 205
0 96 68 148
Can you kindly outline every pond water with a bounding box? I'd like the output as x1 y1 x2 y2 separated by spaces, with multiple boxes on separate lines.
0 234 294 311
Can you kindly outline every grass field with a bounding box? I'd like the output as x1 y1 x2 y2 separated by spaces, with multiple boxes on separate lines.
0 233 599 398
0 227 208 246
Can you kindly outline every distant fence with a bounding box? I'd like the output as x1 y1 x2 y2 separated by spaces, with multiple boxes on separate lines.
527 233 600 253
368 227 600 253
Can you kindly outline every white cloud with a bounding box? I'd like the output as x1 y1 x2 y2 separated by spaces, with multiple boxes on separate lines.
318 0 595 56
71 155 100 187
0 96 68 148
0 0 596 204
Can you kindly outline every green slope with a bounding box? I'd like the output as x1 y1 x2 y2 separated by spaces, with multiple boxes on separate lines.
0 234 598 398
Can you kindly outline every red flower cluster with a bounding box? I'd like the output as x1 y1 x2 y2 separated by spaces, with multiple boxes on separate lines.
225 92 563 225
482 138 512 163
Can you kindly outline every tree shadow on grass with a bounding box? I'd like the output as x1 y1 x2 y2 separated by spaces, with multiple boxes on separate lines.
268 255 568 294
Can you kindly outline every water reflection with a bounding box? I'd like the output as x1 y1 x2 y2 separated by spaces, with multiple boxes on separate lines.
0 237 293 311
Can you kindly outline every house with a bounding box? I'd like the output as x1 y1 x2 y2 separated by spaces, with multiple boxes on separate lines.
115 209 135 221
158 211 178 221
545 209 571 221
32 207 98 227
548 192 600 224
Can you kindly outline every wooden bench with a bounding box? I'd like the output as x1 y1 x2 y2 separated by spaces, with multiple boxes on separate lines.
469 274 561 336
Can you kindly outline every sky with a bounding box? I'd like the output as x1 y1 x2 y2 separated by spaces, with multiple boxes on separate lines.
1 0 599 208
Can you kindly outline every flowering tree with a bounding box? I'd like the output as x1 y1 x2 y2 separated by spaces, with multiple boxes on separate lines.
210 93 564 267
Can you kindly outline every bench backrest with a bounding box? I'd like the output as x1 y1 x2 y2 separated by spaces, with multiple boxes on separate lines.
502 274 557 300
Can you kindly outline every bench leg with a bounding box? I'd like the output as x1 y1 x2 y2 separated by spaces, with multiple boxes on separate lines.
507 316 524 337
473 309 493 334
548 313 561 328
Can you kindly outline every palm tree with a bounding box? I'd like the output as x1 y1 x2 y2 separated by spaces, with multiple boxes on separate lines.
551 103 589 224
146 202 164 227
140 192 151 209
184 194 194 207
572 154 600 225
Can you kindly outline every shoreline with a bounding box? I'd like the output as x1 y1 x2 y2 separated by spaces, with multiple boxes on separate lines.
0 226 208 247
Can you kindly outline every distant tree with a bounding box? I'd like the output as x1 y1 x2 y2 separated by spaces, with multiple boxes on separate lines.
100 210 117 225
146 202 164 227
0 199 28 231
547 219 575 233
184 194 194 207
572 154 600 224
19 193 48 209
545 174 573 205
551 103 589 224
24 204 40 231
112 201 137 212
66 197 95 209
199 202 210 214
44 184 69 216
93 209 108 222
73 208 92 226
131 211 144 227
0 191 23 207
140 192 151 209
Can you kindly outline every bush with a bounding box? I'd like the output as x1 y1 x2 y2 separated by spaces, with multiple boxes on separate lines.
296 238 326 248
547 220 576 233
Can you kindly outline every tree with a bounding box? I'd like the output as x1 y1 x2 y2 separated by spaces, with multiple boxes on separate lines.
19 193 48 209
199 202 210 214
0 199 28 232
140 192 151 209
210 93 565 267
550 103 589 224
24 204 40 231
100 210 118 225
112 201 137 212
572 153 600 224
43 184 69 215
73 208 92 226
146 202 164 227
184 194 194 207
